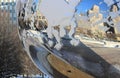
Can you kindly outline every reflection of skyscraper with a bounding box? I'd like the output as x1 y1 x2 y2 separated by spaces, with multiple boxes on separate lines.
0 0 16 22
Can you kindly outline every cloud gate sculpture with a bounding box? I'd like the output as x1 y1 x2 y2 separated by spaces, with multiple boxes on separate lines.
16 0 120 78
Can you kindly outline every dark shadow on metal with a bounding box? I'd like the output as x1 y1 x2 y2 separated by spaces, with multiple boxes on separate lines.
29 45 67 78
49 38 120 78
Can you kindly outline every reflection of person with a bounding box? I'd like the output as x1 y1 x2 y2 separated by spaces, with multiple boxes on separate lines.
39 0 81 50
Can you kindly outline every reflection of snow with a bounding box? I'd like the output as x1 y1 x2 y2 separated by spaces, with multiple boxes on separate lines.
16 74 50 78
104 41 120 48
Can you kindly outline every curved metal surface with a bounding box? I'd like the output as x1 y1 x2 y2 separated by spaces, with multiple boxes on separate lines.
18 30 53 77
15 0 120 78
17 28 120 78
18 29 69 78
29 45 53 77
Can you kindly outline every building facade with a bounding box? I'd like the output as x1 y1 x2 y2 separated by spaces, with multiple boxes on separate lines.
0 0 16 23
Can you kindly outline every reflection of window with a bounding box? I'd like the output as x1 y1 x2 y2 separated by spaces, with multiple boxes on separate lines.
39 16 41 19
1 2 4 5
36 16 39 18
14 13 16 17
10 13 12 18
42 16 45 19
10 6 12 10
10 10 12 13
5 2 8 5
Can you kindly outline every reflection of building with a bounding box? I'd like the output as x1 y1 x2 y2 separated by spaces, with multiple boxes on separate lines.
77 4 120 41
77 14 91 29
87 5 106 37
111 5 120 41
0 0 16 22
76 5 106 38
88 5 100 14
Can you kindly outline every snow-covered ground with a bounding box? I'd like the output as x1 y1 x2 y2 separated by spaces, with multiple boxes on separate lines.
75 35 120 48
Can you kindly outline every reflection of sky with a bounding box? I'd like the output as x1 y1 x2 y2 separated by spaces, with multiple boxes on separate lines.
76 0 109 16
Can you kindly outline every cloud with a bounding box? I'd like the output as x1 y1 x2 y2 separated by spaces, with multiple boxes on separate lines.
104 0 114 6
99 2 103 5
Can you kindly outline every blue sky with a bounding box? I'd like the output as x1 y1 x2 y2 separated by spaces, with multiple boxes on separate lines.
76 0 109 14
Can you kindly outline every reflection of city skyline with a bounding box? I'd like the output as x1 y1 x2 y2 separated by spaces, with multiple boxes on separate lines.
76 0 120 18
76 0 108 14
0 0 120 41
77 4 120 41
31 0 119 17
